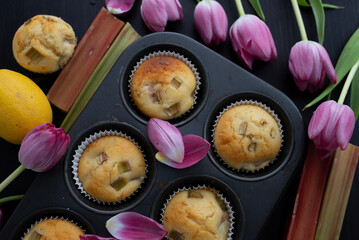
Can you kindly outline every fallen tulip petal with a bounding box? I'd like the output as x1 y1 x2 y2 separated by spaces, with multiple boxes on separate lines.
80 235 116 240
106 212 167 240
154 134 210 169
147 118 184 163
105 0 135 16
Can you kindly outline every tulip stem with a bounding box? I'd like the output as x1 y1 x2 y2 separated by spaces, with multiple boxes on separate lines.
196 0 200 3
235 0 245 16
338 60 359 104
0 194 24 205
290 0 308 41
0 165 26 192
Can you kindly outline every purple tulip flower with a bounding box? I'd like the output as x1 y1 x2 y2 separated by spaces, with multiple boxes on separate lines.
105 0 135 16
308 100 355 160
0 208 3 231
289 40 337 93
194 0 228 47
230 14 277 69
19 123 70 172
147 118 210 169
141 0 183 32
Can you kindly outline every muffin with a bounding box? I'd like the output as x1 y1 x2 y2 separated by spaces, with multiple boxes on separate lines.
12 15 76 74
163 189 230 240
131 56 197 120
78 135 146 202
214 104 281 171
23 219 84 240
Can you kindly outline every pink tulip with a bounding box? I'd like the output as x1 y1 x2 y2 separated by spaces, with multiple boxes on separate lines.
140 0 183 32
105 0 135 16
308 100 355 160
18 123 70 172
147 118 210 169
230 14 277 69
289 40 337 93
194 0 228 46
81 212 167 240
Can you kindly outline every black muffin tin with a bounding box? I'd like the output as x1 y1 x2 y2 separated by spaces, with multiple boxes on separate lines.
0 32 306 240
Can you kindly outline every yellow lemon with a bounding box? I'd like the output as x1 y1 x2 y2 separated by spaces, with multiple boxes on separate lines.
0 69 52 144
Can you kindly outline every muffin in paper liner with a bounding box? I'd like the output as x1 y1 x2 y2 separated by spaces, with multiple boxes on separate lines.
160 185 235 240
71 129 148 205
128 50 201 120
22 216 85 240
212 100 284 172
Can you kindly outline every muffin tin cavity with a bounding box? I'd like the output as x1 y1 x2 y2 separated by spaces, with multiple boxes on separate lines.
150 174 245 240
10 207 93 240
64 121 157 214
120 43 209 127
204 92 294 181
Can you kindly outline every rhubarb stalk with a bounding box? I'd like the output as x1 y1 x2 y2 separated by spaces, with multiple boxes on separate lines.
61 23 140 132
47 8 124 112
314 144 359 240
286 142 333 240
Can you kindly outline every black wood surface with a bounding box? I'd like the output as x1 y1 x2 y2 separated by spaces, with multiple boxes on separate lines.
0 0 358 239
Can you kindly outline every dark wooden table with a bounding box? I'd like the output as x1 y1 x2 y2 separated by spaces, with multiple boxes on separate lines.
1 0 358 239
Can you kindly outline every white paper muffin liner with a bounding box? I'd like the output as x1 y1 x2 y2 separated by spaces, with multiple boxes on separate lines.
22 216 86 239
211 100 284 173
160 185 235 240
128 50 201 119
71 130 148 205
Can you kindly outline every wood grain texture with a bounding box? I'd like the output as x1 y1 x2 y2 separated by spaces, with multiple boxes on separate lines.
0 0 358 239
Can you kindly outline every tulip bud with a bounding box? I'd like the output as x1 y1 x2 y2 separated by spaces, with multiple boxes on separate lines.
289 40 337 93
308 100 355 160
105 0 135 16
230 14 277 69
194 0 228 47
140 0 183 32
18 123 70 172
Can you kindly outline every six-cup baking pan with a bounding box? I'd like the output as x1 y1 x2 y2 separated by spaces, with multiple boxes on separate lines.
0 32 306 240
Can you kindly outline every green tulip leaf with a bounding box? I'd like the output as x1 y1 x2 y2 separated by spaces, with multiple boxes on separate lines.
305 28 359 109
248 0 265 21
298 0 343 9
298 0 310 7
308 0 325 44
350 70 359 120
322 4 343 9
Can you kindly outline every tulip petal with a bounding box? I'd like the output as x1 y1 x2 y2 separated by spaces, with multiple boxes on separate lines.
155 135 210 169
147 118 184 163
80 235 116 240
163 0 183 21
21 123 54 144
336 105 355 150
308 100 333 140
106 212 167 240
141 0 168 32
105 0 135 16
316 42 337 84
194 1 213 46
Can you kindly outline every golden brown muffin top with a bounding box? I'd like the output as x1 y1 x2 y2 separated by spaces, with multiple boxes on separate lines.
163 189 230 240
23 219 84 240
214 104 281 171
